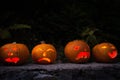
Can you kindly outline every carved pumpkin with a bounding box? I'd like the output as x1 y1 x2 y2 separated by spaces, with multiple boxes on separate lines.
32 42 57 64
92 42 118 62
0 42 30 65
64 40 90 63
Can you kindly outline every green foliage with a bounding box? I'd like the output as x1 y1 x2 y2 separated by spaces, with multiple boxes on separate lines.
0 24 31 39
8 24 31 30
80 26 120 48
81 27 99 47
0 29 11 39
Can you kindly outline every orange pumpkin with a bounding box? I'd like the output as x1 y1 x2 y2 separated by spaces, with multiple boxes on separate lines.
64 40 90 63
0 42 30 65
32 42 57 64
92 42 118 62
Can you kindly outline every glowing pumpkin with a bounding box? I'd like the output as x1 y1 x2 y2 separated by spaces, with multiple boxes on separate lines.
0 42 30 65
92 42 118 62
64 40 90 63
32 43 57 64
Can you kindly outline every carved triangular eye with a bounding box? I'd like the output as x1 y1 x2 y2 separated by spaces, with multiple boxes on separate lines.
38 48 43 51
12 47 17 52
111 46 115 49
74 46 80 51
101 46 107 49
3 48 8 51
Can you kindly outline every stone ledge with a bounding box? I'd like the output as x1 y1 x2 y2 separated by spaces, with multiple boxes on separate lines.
0 63 120 80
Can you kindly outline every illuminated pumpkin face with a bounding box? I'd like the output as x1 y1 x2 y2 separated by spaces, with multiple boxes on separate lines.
92 42 118 62
32 43 57 64
64 40 90 63
0 42 30 65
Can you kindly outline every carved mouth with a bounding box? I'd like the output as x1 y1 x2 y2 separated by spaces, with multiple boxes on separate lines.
5 57 20 64
75 52 90 60
108 50 117 59
38 58 51 63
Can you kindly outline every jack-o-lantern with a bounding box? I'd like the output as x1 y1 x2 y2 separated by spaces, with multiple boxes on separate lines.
64 40 90 63
92 42 118 63
0 42 30 65
32 42 57 64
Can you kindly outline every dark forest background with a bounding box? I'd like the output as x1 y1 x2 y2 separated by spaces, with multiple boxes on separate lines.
0 0 120 61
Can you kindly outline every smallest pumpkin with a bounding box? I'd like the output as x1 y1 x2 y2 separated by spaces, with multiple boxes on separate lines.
0 42 30 65
92 42 118 63
32 42 57 64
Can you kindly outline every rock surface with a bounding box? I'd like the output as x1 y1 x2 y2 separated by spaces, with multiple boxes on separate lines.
0 62 120 80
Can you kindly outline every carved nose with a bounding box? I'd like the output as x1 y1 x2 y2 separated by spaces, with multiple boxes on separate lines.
43 52 46 57
8 52 13 56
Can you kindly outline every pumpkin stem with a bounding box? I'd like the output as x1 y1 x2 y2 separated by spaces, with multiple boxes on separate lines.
40 41 46 44
12 42 17 44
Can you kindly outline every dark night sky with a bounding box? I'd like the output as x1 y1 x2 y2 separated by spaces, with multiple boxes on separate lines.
0 0 120 48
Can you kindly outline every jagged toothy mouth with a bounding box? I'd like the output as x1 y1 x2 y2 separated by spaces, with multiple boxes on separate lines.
5 57 20 64
75 52 90 60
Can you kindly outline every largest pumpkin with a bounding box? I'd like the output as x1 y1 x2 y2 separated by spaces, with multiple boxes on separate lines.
0 42 30 65
64 40 90 63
